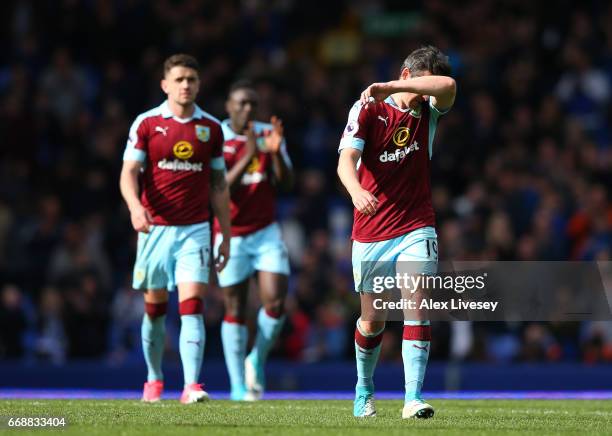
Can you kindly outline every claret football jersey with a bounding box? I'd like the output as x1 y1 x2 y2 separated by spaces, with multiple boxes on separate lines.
338 97 449 242
213 120 292 236
123 101 224 225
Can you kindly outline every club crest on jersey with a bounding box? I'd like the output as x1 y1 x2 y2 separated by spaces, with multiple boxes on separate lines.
392 127 411 147
195 125 210 142
173 141 194 160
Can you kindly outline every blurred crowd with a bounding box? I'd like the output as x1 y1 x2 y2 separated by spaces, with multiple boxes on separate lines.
0 0 611 366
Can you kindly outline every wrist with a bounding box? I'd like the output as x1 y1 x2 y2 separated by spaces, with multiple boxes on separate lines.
127 200 144 214
384 80 400 91
347 184 363 198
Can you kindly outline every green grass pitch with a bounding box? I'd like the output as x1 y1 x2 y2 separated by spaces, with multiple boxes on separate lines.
1 399 611 435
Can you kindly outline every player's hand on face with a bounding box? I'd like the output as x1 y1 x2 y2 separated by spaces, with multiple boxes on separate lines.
245 121 257 157
215 238 230 272
361 83 390 105
351 188 379 216
263 115 284 153
130 205 154 233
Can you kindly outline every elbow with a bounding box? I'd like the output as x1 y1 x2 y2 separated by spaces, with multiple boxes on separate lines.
337 157 351 182
119 168 132 191
445 77 457 95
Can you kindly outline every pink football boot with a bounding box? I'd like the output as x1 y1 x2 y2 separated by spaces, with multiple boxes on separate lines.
180 383 210 404
141 380 164 403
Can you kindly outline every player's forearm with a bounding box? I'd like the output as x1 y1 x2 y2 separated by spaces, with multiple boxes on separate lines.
271 152 294 191
210 169 231 237
387 76 456 98
119 166 143 212
225 155 252 189
211 190 231 237
337 153 362 196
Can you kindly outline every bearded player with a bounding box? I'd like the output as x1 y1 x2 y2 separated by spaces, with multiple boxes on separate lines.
213 80 293 401
120 54 231 404
337 46 456 419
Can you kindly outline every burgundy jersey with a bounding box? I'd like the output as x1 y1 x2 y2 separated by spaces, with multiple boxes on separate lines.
123 101 224 225
339 97 448 242
213 120 292 236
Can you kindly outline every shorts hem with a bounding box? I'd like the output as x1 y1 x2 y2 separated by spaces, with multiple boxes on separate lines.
217 270 253 288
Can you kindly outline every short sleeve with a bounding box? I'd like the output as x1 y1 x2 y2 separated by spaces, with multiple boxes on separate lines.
210 123 225 169
429 99 451 124
427 99 451 159
338 101 370 153
123 116 148 162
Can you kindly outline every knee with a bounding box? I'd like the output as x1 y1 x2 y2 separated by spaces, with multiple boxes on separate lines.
358 319 385 336
145 302 167 319
263 298 285 318
224 296 247 321
224 306 246 323
179 298 203 316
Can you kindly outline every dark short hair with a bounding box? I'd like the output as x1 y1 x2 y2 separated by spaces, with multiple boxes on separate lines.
163 54 199 76
401 46 451 76
228 79 255 96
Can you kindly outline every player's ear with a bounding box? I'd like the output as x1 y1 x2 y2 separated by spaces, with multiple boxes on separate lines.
160 78 168 94
400 68 411 80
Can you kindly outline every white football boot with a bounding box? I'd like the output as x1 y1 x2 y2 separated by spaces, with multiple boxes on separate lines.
402 399 434 419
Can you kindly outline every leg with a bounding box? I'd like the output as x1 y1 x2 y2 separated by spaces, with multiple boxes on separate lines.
400 283 431 405
220 279 250 400
257 271 288 318
215 231 254 400
246 223 291 398
401 312 434 419
177 282 209 403
132 225 172 401
351 238 392 417
245 271 288 398
173 222 213 403
402 317 431 400
251 271 288 361
177 282 206 385
397 229 437 419
353 292 386 417
141 289 168 402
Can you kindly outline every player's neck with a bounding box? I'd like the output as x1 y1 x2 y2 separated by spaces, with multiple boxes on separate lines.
393 93 415 110
230 120 245 134
167 100 195 119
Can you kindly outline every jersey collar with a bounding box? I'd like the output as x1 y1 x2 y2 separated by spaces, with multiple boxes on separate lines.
221 119 247 141
385 95 421 118
160 101 205 121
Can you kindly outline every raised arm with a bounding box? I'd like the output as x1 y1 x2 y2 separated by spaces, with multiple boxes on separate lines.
225 123 257 191
361 75 456 111
120 160 153 233
264 116 294 191
337 148 378 216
